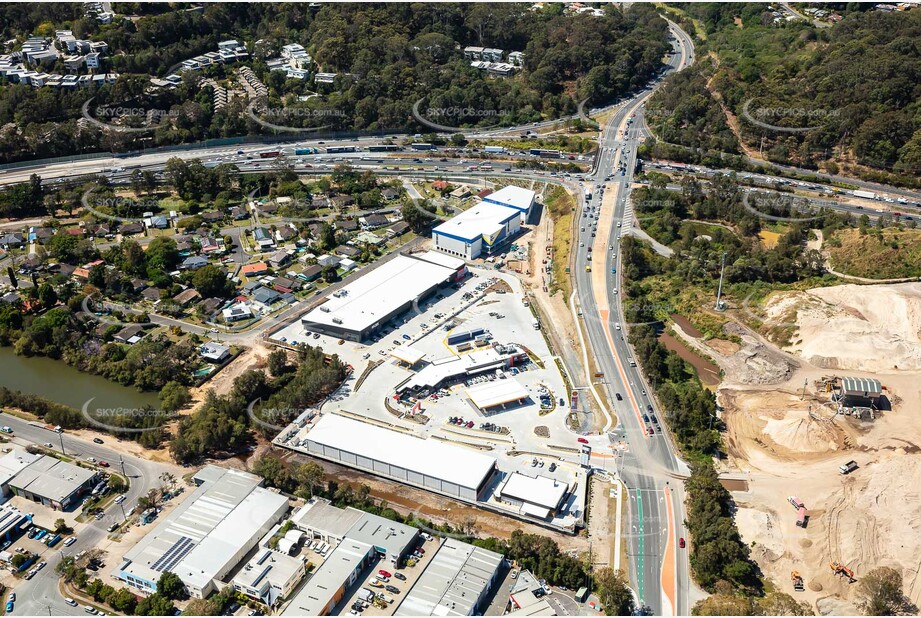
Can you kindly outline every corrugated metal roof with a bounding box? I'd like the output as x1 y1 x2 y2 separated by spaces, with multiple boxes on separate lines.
841 376 882 395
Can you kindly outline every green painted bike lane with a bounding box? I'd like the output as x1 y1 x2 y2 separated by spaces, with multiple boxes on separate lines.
636 488 645 603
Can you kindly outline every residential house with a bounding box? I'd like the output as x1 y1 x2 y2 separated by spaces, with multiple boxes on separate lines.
359 214 388 229
355 231 385 247
338 258 357 273
387 221 410 238
253 228 275 250
30 227 54 244
316 255 340 268
381 188 400 201
334 245 360 259
268 250 292 269
65 227 85 237
199 237 222 254
200 342 230 363
173 288 202 307
230 206 249 220
0 233 24 248
113 324 146 344
241 262 269 277
119 222 144 236
130 278 148 293
252 287 281 306
330 194 355 210
223 303 253 322
201 211 225 224
147 215 169 230
275 226 297 242
335 219 359 233
141 287 162 301
297 264 323 282
451 186 472 199
272 276 301 293
181 256 209 270
432 180 452 192
197 297 223 316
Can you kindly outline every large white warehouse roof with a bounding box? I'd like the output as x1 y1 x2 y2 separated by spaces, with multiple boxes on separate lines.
432 202 520 242
306 414 496 491
301 255 455 334
482 185 536 214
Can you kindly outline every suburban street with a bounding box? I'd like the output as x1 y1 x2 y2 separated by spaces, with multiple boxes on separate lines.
0 413 176 616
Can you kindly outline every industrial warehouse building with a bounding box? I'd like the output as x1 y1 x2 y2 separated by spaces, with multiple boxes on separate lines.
396 538 505 616
300 252 466 342
0 449 99 510
300 414 498 501
432 202 522 259
282 498 420 616
115 466 288 599
497 473 570 519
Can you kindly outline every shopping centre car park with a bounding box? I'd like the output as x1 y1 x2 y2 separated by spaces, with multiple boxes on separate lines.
271 266 589 533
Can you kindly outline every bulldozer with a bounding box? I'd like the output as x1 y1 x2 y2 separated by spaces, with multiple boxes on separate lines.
830 561 856 583
791 571 805 592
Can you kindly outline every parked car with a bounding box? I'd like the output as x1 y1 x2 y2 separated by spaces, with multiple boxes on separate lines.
577 437 589 444
394 572 406 581
385 585 400 594
65 598 78 607
378 569 392 578
93 438 104 444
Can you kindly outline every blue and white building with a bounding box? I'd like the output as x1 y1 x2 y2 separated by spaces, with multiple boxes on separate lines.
482 186 537 221
432 202 522 260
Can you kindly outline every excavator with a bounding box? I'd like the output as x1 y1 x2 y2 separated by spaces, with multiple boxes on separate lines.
830 561 856 583
791 571 805 592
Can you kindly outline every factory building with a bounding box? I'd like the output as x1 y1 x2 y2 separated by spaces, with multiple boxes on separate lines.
114 466 288 599
299 414 498 501
300 252 464 342
282 498 420 616
396 538 505 616
0 450 99 510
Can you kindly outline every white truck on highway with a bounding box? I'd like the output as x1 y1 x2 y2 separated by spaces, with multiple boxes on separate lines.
852 190 876 200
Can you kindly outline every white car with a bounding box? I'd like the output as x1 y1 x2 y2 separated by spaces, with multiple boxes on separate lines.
65 598 78 607
64 537 77 546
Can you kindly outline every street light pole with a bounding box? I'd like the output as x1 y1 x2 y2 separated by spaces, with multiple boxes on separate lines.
58 431 65 456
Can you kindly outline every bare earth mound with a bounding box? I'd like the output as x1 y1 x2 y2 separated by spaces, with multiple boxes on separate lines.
761 282 921 372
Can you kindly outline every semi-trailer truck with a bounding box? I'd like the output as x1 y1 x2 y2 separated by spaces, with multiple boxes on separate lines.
853 190 876 200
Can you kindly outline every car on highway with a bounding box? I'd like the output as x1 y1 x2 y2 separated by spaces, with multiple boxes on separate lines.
44 442 53 448
679 537 686 549
64 536 77 546
615 393 623 401
65 598 78 607
98 460 110 467
93 437 104 444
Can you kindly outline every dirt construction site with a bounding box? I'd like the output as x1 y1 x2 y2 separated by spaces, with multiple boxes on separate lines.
672 282 921 614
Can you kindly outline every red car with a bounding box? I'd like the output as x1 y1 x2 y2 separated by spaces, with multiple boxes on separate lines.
679 537 686 549
577 437 589 444
98 461 110 467
416 547 425 554
647 427 655 436
378 569 392 578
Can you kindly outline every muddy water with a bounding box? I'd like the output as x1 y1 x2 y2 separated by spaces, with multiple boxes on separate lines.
659 331 721 387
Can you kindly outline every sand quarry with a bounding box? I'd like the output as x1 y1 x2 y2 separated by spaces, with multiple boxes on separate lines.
686 282 921 613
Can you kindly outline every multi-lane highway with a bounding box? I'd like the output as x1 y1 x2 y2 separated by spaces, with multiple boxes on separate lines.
572 18 694 615
0 413 176 616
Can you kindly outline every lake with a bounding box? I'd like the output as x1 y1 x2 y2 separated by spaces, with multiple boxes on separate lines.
0 346 161 410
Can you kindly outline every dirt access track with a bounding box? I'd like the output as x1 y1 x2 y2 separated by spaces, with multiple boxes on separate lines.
678 282 921 614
